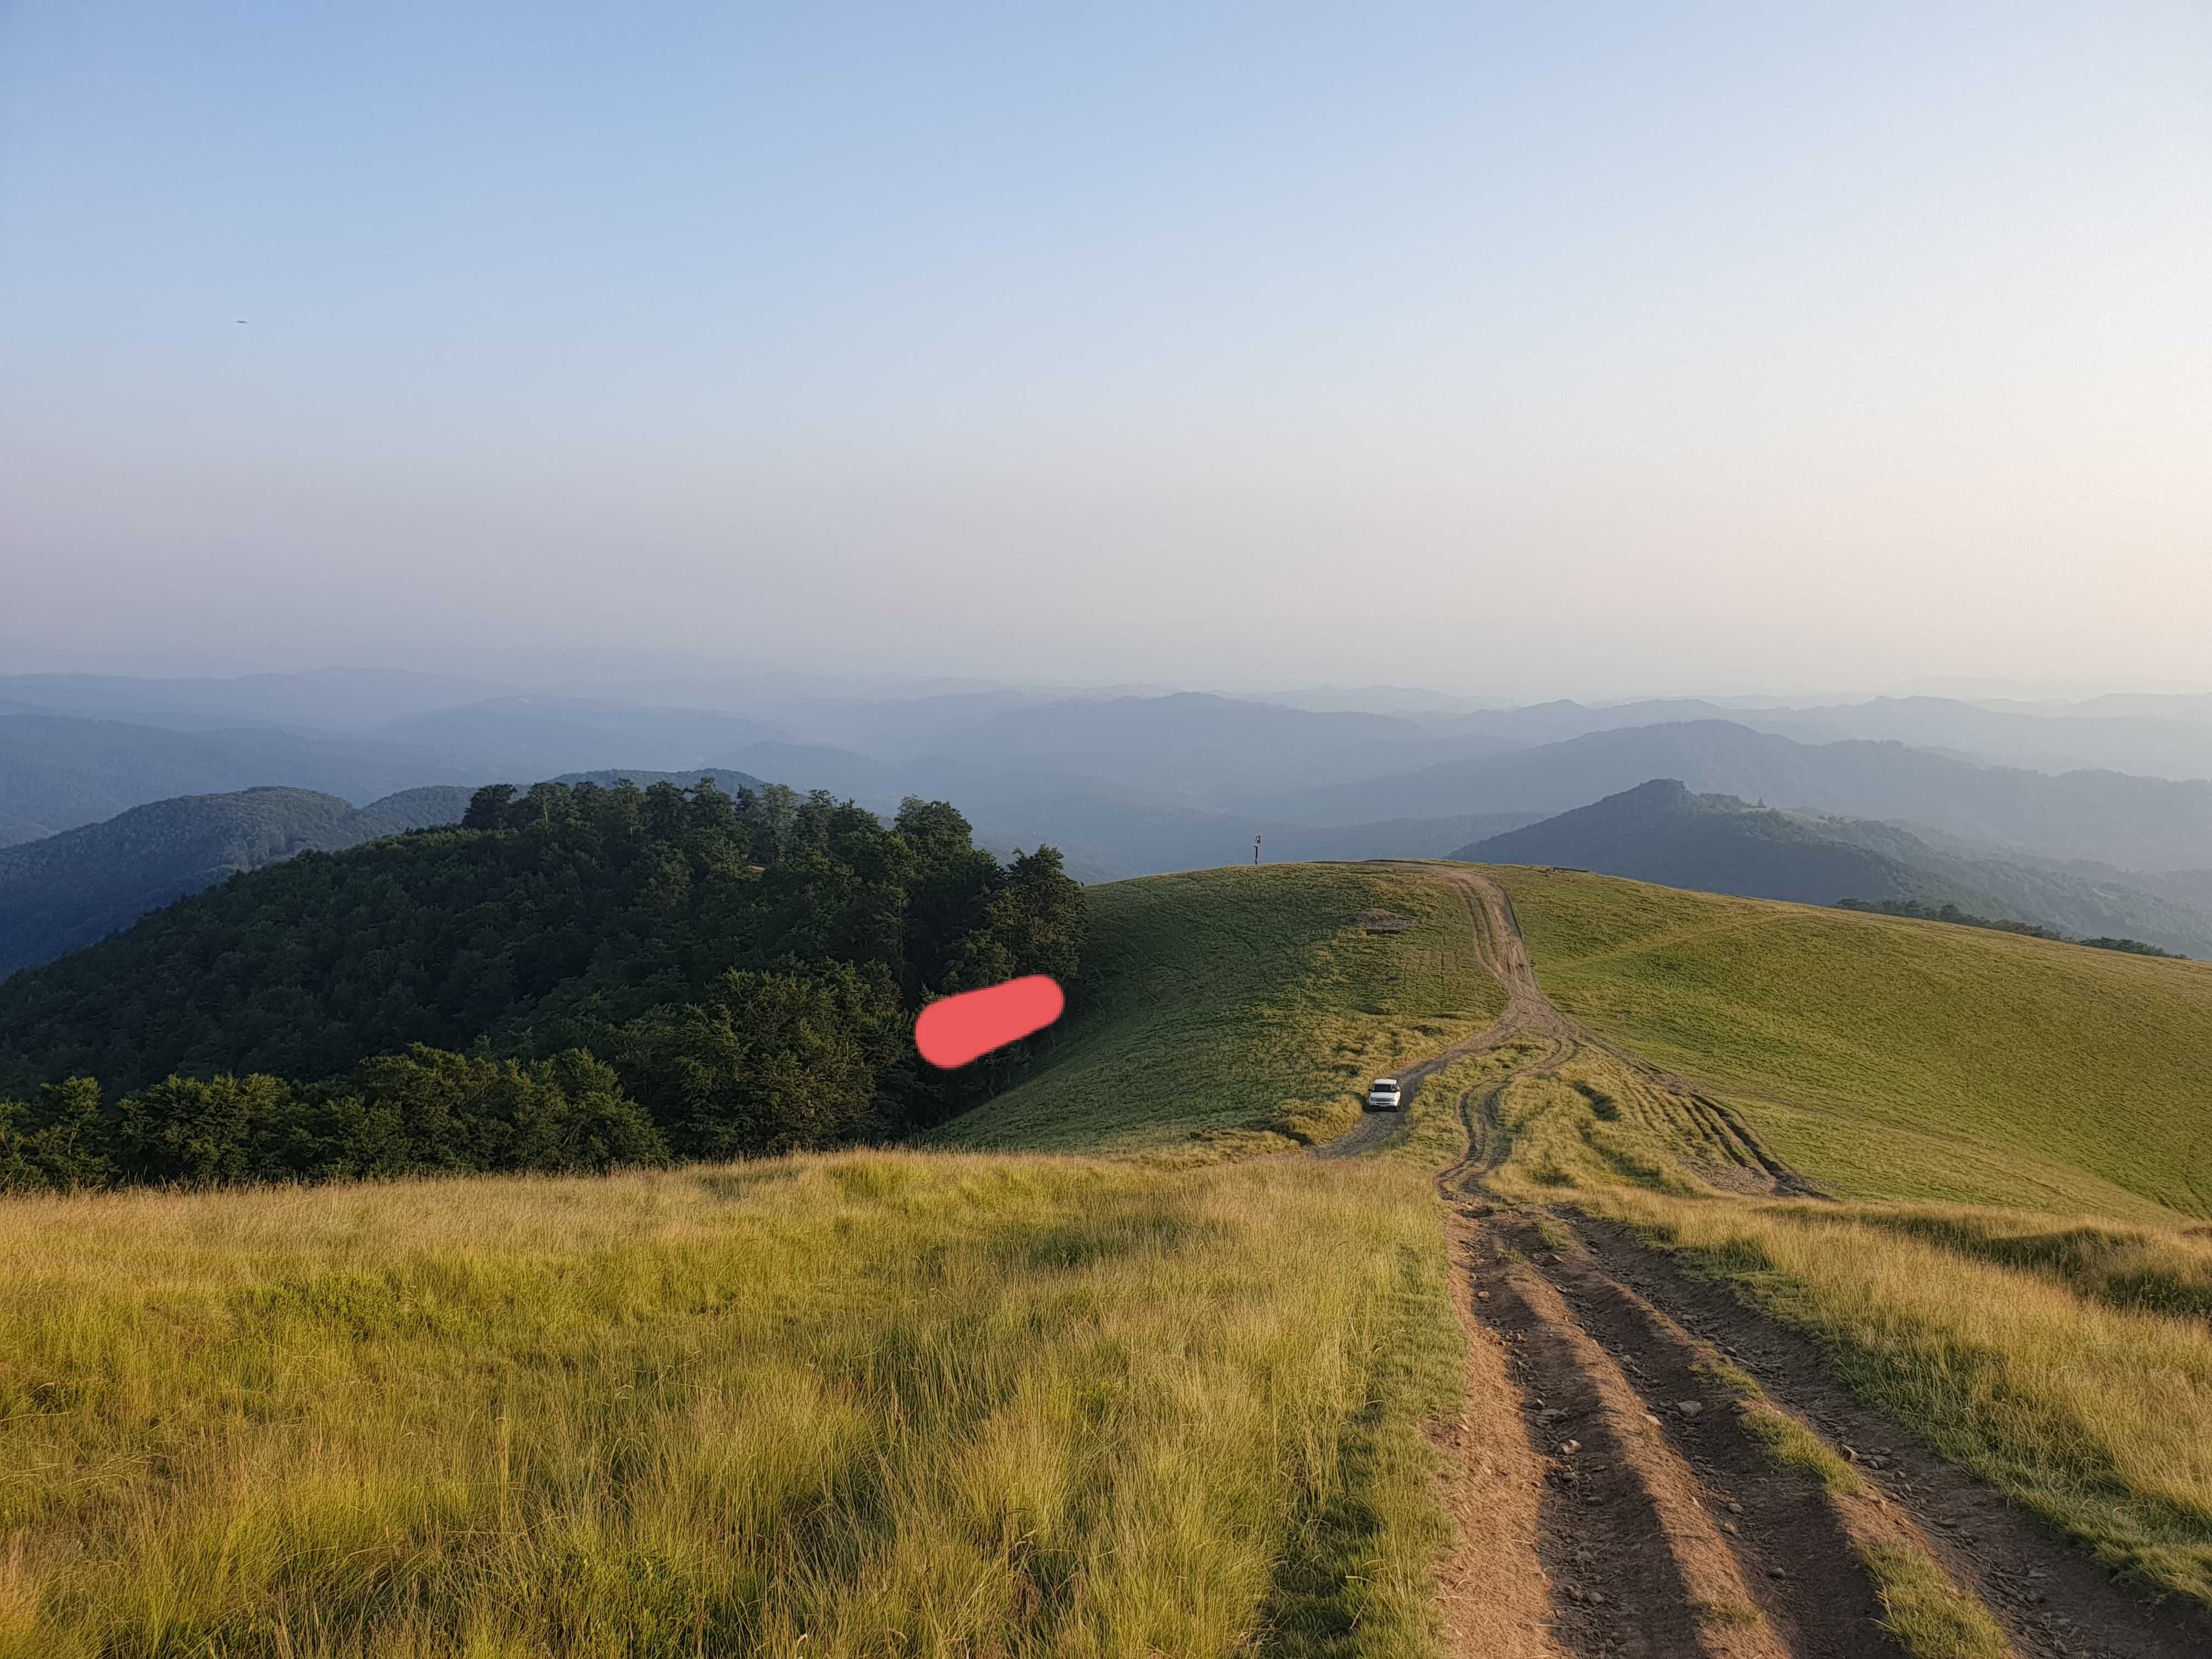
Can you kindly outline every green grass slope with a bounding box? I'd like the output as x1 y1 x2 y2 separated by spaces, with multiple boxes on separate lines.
939 863 1505 1156
1489 866 2212 1219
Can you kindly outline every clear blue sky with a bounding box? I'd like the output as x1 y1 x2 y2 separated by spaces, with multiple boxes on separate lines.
4 3 2208 695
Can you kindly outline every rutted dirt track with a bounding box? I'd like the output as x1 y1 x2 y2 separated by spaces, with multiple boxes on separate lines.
1314 870 1572 1160
1335 866 2211 1659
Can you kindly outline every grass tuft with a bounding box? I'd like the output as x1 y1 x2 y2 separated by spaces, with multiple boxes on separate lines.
1694 1598 1764 1628
1858 1542 2016 1659
1740 1402 1866 1496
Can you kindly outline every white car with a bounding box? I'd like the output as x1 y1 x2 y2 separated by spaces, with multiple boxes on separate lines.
1365 1077 1403 1112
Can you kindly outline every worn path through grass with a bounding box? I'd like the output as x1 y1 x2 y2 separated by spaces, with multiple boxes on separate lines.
1424 864 2212 1633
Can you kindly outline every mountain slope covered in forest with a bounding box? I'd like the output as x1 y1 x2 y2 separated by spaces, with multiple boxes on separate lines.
0 785 472 978
0 779 1081 1187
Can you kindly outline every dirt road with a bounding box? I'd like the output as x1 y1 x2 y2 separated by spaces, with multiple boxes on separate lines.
1338 866 2210 1659
1314 870 1575 1160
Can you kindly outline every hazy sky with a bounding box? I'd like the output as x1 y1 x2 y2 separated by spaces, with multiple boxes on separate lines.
5 3 2209 697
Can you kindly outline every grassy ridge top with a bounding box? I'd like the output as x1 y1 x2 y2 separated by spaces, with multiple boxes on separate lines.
1491 866 2212 1219
939 863 1505 1155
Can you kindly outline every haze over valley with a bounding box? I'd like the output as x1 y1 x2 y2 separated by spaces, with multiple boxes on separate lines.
12 666 2212 975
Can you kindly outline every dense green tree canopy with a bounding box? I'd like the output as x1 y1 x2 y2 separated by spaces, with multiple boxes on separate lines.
0 780 1085 1190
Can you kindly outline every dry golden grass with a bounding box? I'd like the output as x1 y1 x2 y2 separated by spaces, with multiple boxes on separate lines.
0 1153 1460 1658
1832 1205 2212 1321
1602 1190 2212 1601
1856 1544 2014 1659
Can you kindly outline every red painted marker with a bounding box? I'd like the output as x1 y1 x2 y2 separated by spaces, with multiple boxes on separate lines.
915 975 1065 1068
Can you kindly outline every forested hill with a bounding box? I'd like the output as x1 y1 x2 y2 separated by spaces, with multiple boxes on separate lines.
0 778 1082 1190
0 784 472 978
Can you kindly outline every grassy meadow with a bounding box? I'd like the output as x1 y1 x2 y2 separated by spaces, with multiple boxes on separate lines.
1492 866 2212 1218
0 1152 1458 1658
940 864 1502 1158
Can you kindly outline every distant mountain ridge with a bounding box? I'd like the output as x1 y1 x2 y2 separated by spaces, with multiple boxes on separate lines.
14 672 2212 883
704 738 1538 881
375 697 786 776
1458 779 2212 958
0 713 480 845
895 691 1523 804
1293 720 2212 872
1427 693 2212 780
0 785 472 979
